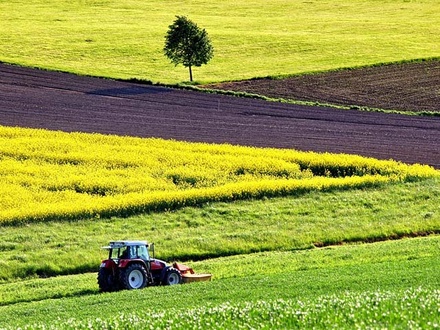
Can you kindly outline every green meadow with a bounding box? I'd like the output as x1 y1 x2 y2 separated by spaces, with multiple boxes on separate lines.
1 236 439 328
0 0 439 83
1 0 440 328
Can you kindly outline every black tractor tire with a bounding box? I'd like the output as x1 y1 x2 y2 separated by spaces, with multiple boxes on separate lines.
163 267 182 285
97 268 118 292
119 264 148 290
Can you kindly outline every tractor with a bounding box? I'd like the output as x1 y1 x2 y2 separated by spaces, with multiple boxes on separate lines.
98 240 211 292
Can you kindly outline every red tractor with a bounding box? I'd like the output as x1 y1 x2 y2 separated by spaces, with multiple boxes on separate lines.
98 240 211 291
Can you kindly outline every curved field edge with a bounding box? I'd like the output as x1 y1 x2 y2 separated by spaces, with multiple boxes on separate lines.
0 235 439 327
1 125 437 226
1 177 439 282
199 58 440 116
194 84 440 117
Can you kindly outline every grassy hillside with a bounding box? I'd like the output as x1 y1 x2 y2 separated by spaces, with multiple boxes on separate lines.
1 236 439 328
1 0 439 83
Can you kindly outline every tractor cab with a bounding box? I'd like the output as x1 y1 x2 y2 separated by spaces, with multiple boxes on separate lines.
105 241 151 263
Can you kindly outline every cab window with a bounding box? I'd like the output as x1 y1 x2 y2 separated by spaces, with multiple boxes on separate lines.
137 245 150 260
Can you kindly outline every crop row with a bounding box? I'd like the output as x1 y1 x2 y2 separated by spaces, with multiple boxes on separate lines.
12 287 439 329
1 125 438 224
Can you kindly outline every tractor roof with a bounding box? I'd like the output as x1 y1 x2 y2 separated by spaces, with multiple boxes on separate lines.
102 241 149 249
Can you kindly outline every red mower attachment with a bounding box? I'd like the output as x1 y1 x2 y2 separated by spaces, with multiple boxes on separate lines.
173 262 212 283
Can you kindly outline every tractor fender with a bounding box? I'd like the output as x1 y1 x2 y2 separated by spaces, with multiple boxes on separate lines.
100 259 117 270
118 259 131 269
118 258 149 270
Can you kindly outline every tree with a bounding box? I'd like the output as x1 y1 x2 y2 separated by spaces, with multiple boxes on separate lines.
164 16 214 82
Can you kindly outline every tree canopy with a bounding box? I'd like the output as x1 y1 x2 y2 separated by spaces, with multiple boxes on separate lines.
164 16 214 82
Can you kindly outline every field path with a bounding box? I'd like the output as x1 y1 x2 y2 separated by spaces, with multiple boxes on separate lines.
1 63 439 168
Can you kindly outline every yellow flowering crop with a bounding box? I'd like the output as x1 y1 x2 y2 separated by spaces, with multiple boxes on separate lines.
0 125 437 224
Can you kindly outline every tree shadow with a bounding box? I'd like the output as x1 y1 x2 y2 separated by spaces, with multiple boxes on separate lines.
86 85 172 97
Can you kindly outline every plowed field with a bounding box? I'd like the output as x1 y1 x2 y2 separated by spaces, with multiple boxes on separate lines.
204 60 440 113
1 62 439 168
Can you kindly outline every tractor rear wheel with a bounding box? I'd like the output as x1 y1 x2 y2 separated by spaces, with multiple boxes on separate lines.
98 268 118 292
163 267 182 285
119 264 148 290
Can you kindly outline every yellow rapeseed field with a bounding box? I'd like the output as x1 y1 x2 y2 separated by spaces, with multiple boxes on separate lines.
1 125 437 224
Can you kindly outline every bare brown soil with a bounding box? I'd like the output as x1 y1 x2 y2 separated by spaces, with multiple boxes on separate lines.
1 62 439 168
204 60 440 113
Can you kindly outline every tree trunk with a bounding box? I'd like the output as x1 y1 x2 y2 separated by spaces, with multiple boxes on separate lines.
189 65 193 82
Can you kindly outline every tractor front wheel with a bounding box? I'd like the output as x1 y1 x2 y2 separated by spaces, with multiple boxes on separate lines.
98 268 118 292
119 264 148 290
163 267 182 285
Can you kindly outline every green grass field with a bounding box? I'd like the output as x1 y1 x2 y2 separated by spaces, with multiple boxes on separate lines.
0 236 439 328
1 0 440 328
1 0 439 83
1 236 439 328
